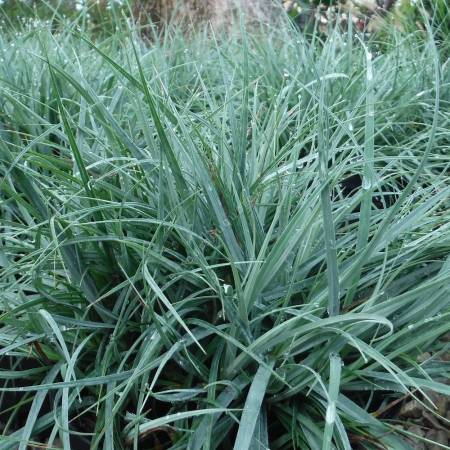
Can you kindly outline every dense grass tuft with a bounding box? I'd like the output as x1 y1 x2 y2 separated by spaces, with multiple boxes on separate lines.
0 9 449 450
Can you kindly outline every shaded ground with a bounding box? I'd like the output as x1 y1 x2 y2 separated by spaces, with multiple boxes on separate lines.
397 336 450 449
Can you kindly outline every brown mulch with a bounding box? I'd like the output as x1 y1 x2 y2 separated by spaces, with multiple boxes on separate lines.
397 336 450 450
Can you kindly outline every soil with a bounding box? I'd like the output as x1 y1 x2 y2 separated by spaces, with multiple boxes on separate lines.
396 340 450 449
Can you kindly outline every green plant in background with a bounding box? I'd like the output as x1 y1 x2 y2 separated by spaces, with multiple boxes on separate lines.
0 0 127 34
0 4 449 450
395 0 449 53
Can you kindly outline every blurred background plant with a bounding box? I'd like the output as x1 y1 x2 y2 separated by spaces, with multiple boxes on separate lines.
0 0 127 34
284 0 449 39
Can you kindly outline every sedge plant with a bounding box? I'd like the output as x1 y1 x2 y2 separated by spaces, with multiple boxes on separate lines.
0 5 449 450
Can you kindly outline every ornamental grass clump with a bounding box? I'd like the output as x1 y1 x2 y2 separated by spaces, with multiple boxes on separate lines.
0 8 449 450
